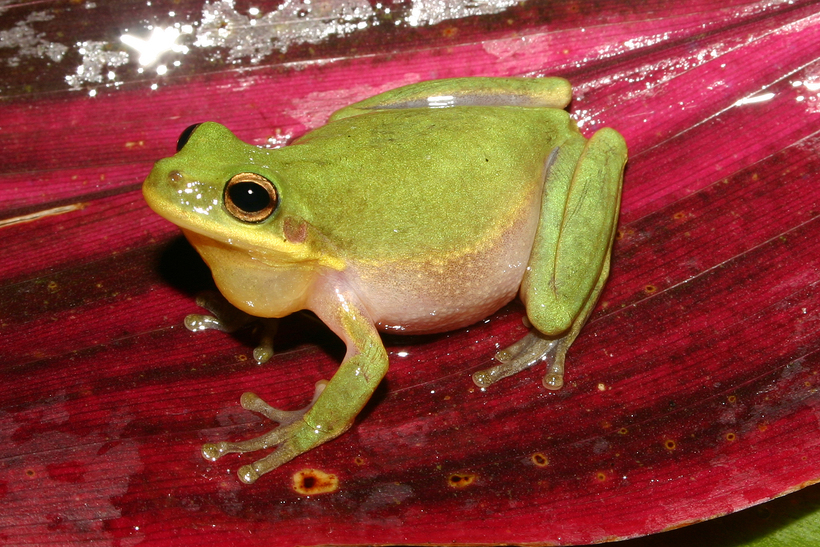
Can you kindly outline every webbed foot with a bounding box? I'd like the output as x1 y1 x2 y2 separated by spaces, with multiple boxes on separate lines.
184 290 278 363
472 329 565 390
202 380 328 484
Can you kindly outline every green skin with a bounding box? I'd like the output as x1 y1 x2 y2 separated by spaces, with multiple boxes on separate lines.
142 77 628 484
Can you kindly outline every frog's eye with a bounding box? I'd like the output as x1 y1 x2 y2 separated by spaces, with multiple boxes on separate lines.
176 123 202 152
223 172 278 223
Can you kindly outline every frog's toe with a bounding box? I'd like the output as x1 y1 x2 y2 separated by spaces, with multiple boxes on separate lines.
472 331 565 389
184 290 278 364
239 380 327 422
201 424 304 483
201 380 329 481
186 290 256 332
237 444 302 484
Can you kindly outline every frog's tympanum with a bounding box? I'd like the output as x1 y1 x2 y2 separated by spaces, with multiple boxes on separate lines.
143 77 628 483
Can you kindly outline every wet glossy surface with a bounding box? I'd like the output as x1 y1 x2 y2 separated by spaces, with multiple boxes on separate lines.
1 0 819 545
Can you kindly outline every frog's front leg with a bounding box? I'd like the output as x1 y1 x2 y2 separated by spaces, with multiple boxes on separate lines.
202 290 388 484
473 127 627 389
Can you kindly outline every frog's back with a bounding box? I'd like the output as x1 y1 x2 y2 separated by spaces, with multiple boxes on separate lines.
275 105 576 262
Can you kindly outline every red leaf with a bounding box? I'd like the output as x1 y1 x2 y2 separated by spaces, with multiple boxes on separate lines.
1 0 818 545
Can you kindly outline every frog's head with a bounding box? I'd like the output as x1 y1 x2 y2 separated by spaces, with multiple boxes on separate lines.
143 122 341 317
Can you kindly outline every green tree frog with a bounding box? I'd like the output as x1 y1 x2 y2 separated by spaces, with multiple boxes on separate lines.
142 77 627 484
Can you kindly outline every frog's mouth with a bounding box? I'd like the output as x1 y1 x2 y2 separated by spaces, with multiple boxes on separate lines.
178 226 331 275
181 228 298 274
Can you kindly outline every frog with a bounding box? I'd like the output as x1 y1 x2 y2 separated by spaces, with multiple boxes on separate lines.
142 77 628 484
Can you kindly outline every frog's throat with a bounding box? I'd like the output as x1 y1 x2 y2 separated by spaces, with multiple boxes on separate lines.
182 229 322 318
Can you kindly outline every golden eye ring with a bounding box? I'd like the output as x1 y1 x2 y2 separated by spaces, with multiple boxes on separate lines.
223 172 278 223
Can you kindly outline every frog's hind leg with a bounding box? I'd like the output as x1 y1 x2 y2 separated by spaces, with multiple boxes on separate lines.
472 251 611 390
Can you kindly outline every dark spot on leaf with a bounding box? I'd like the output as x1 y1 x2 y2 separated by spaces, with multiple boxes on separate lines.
46 461 86 483
97 440 121 456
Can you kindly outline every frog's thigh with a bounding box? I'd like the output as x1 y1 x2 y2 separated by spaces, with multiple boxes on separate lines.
522 127 626 335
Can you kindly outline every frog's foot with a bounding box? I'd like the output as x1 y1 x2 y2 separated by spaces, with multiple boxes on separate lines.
472 330 565 390
202 380 328 484
183 290 278 363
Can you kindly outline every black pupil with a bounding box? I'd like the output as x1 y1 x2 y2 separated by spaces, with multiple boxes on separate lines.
228 181 271 213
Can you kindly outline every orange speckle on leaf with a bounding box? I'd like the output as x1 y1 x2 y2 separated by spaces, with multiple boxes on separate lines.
292 468 339 495
644 285 657 294
448 472 477 488
441 26 458 38
531 453 549 467
664 439 677 451
725 432 736 442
